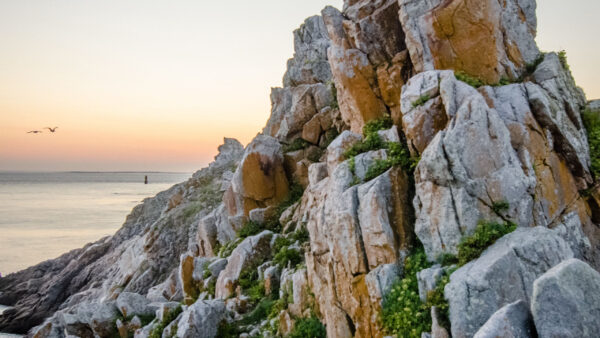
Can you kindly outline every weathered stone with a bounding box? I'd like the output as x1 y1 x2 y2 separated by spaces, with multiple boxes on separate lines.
353 149 388 182
303 113 324 145
215 231 274 299
473 300 535 338
225 135 289 219
264 84 334 143
399 0 539 84
531 259 600 338
115 292 155 318
308 162 329 186
417 265 444 303
431 306 450 338
365 263 402 334
326 130 362 173
446 227 574 338
283 15 332 87
176 300 226 338
263 266 280 296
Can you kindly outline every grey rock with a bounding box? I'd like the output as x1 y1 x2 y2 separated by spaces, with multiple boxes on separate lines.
116 292 156 318
353 149 388 181
417 265 444 303
283 16 332 87
431 306 450 338
308 162 328 186
326 130 362 174
532 258 600 338
215 231 274 299
446 227 574 338
474 300 535 338
176 300 226 338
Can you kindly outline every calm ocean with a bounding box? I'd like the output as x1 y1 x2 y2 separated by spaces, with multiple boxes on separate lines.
0 171 190 276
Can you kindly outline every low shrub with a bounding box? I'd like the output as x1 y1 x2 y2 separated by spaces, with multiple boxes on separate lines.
283 138 309 153
457 221 517 266
425 272 453 331
148 305 183 338
455 71 486 88
558 50 570 71
491 200 510 214
382 247 432 337
218 239 242 258
240 297 276 326
583 109 600 179
238 220 264 239
290 226 310 244
273 246 303 269
288 316 327 338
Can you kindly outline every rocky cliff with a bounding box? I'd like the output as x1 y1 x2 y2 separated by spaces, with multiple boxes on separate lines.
2 0 600 337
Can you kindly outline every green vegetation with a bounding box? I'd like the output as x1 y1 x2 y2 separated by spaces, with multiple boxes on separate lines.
456 221 517 266
454 71 486 88
149 306 183 338
283 138 310 153
328 80 339 110
238 220 266 239
320 129 339 149
218 239 242 258
382 247 432 337
344 116 419 185
425 272 453 330
238 265 265 304
240 297 277 326
273 246 303 269
412 94 431 108
491 200 510 214
288 316 327 338
436 253 459 267
290 226 310 244
526 52 546 74
583 109 600 179
558 50 570 71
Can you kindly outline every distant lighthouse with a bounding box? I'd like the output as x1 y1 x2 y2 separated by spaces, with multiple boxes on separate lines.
144 175 148 184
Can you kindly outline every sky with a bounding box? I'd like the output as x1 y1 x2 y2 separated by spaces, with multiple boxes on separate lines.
0 0 598 172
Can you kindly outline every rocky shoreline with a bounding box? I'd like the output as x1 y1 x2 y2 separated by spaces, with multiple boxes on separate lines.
1 0 600 337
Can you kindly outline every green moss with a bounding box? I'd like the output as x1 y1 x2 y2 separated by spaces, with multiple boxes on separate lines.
289 316 327 338
491 200 510 214
457 221 517 266
283 138 309 153
412 94 431 108
455 71 486 88
149 305 183 338
583 109 600 179
382 247 432 337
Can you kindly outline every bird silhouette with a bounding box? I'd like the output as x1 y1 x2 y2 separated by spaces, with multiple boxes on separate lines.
27 130 43 134
45 127 58 133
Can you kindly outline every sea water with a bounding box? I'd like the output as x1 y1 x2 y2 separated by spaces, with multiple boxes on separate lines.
0 171 190 275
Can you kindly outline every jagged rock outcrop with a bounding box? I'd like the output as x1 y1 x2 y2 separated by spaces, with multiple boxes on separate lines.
531 258 600 338
399 0 539 84
0 138 243 334
2 0 600 337
445 226 576 338
473 300 535 338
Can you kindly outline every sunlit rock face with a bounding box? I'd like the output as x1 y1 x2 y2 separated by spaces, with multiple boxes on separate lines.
4 0 600 337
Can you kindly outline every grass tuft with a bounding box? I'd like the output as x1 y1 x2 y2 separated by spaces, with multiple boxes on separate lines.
456 221 517 266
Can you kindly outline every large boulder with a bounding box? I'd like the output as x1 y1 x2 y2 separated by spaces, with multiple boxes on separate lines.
176 300 226 338
399 0 539 84
224 135 289 220
531 259 600 338
215 231 274 299
445 227 574 338
473 300 536 338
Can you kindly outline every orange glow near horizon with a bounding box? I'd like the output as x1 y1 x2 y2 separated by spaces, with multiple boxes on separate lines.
1 0 599 172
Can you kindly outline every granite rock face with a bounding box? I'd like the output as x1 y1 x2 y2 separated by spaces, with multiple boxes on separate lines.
3 0 600 337
531 259 600 338
445 227 574 338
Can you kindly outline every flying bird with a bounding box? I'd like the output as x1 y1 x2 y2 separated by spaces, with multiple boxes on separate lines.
27 130 43 134
45 127 58 133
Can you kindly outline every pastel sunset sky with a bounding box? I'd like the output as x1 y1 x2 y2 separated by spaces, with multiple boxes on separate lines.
0 0 598 172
